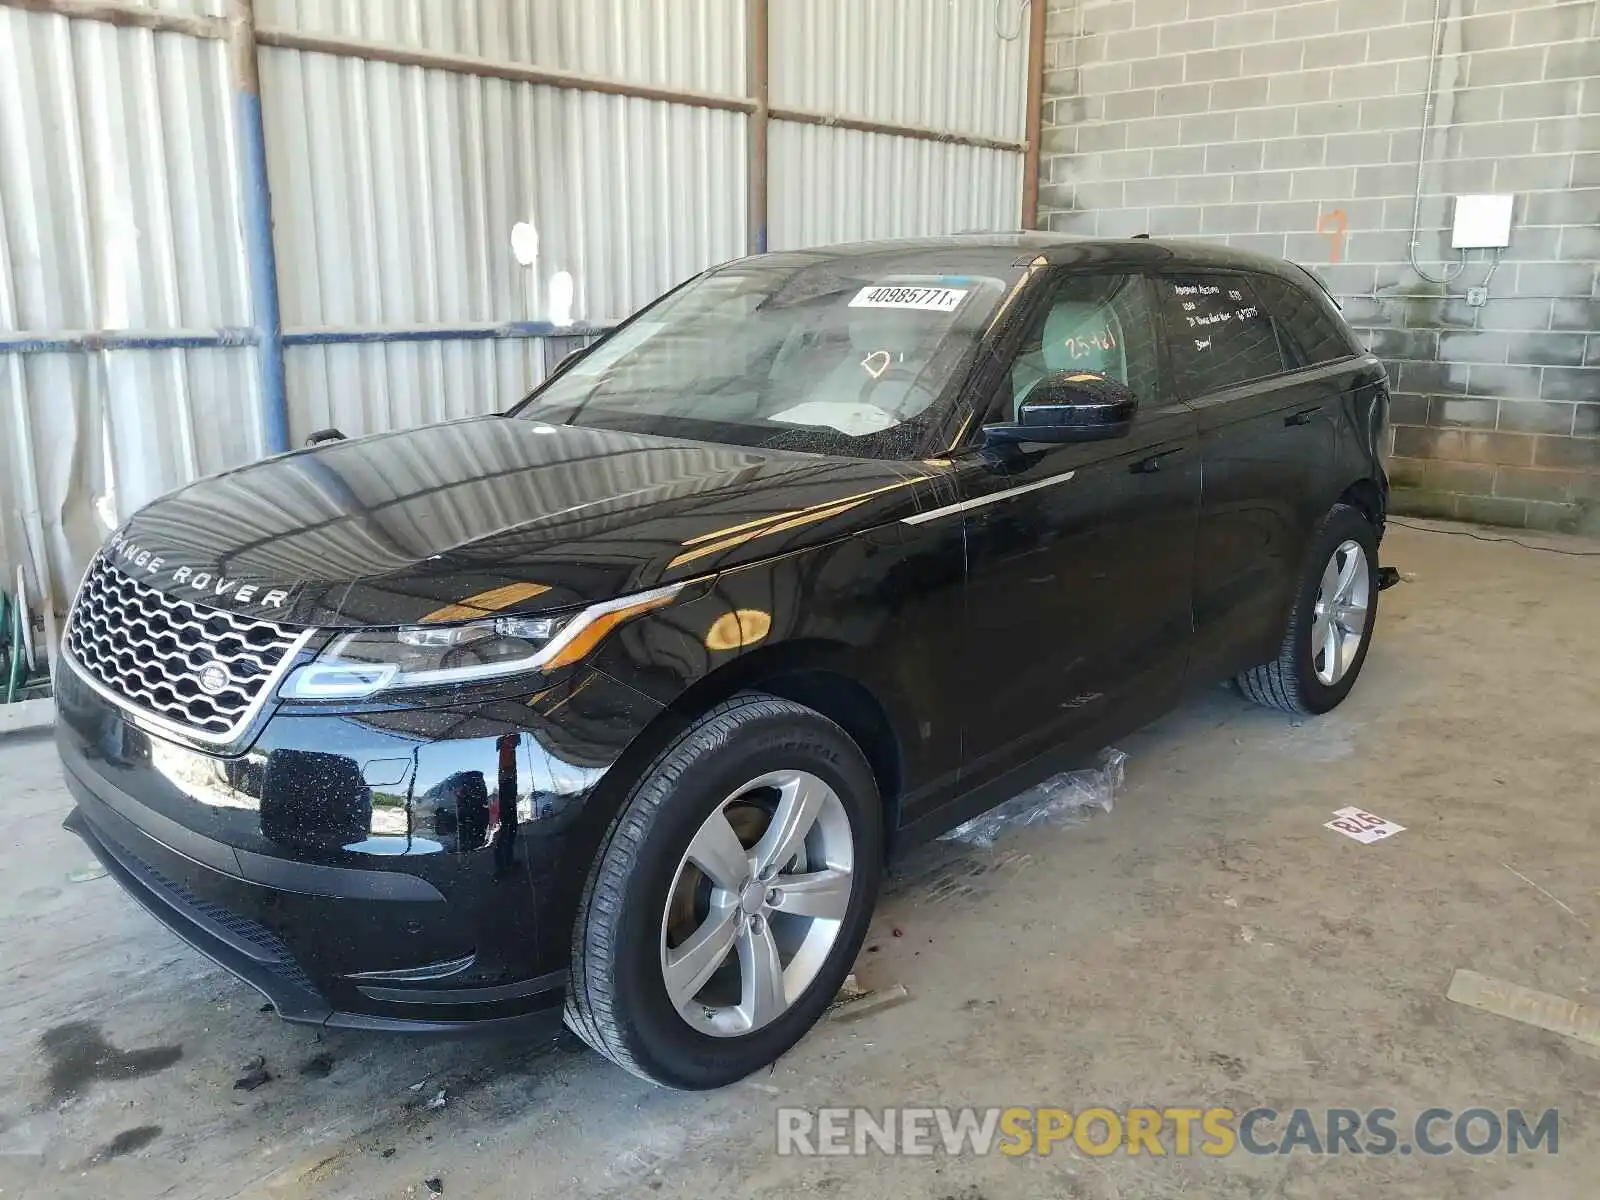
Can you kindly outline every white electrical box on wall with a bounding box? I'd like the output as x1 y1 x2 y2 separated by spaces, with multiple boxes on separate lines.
1452 194 1515 249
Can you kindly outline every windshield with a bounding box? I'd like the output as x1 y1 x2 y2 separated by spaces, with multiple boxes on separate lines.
514 250 1017 459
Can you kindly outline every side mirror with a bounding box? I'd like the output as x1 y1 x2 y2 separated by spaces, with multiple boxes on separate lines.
984 372 1138 445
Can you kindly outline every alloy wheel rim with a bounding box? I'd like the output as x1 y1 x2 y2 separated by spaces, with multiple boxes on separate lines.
1311 539 1370 686
660 770 855 1038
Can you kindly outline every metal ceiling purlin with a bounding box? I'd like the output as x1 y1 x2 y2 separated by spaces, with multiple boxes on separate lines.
252 26 758 115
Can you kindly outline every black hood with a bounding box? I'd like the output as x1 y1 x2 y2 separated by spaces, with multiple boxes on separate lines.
105 417 937 628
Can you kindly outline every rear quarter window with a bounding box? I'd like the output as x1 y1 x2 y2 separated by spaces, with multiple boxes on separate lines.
1252 273 1358 367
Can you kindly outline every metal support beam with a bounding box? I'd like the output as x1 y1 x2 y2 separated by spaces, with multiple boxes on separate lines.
254 27 1024 155
1021 0 1048 229
0 323 617 355
280 321 614 347
0 328 258 354
746 0 770 255
769 108 1027 155
254 28 759 116
226 0 289 455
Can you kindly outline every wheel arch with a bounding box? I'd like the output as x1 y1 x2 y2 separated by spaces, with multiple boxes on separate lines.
670 640 905 832
597 639 908 860
1336 476 1387 537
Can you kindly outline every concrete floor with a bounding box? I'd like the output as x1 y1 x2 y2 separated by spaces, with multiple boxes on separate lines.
2 520 1598 1200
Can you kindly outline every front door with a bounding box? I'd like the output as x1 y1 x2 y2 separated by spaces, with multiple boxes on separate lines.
942 271 1201 811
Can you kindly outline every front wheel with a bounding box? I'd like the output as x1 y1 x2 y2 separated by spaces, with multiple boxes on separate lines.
564 694 882 1089
1237 503 1380 715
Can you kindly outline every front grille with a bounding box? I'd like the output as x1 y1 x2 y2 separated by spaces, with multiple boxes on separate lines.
66 557 305 740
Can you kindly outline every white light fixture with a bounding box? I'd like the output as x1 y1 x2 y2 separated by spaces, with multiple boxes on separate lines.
549 271 575 327
510 221 540 266
1451 195 1514 250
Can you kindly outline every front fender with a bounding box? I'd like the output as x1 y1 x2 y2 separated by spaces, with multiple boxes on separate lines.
590 529 957 798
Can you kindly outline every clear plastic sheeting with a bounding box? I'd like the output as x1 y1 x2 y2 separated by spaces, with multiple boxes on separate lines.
941 749 1126 850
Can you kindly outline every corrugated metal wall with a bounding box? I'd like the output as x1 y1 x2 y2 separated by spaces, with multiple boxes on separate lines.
262 44 748 433
768 125 1023 250
770 0 1027 140
258 0 746 92
0 0 1031 620
767 0 1028 249
0 4 256 611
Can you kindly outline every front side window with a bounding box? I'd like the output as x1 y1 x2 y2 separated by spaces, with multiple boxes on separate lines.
515 254 1016 459
1001 272 1163 420
1155 273 1287 396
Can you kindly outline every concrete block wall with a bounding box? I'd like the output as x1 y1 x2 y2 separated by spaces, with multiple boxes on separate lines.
1039 0 1600 532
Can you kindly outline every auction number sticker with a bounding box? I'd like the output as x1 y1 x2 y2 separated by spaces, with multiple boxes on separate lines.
849 285 968 312
1325 806 1405 844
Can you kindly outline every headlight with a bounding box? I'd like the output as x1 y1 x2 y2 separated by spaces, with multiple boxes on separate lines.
280 583 683 701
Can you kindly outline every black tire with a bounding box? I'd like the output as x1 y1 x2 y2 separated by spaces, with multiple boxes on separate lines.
1236 503 1380 715
564 693 882 1089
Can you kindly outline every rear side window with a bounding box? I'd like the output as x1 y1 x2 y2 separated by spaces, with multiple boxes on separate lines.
1155 274 1287 396
1252 273 1356 367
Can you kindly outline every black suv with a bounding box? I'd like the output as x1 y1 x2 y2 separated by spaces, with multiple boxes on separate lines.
56 235 1389 1089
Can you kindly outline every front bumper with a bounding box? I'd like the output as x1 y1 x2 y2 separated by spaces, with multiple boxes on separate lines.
55 658 664 1031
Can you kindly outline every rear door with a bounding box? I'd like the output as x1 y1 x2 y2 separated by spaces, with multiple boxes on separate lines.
1153 271 1336 682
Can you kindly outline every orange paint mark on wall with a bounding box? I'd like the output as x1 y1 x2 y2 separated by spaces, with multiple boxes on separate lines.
1317 209 1349 264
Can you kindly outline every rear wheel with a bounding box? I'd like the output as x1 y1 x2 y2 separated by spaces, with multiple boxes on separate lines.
564 694 882 1089
1236 503 1379 715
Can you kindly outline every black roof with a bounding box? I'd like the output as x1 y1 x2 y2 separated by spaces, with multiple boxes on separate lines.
744 232 1316 288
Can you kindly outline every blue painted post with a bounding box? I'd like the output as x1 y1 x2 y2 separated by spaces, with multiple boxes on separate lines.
227 0 290 455
746 0 768 255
